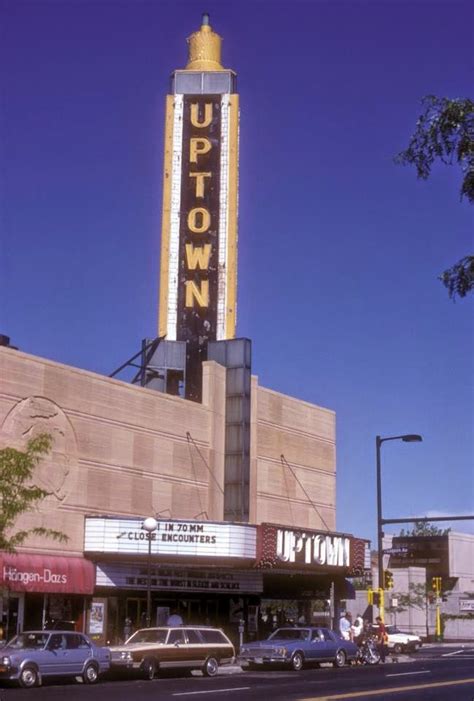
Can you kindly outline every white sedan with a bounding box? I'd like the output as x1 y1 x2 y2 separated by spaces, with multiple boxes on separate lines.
384 626 423 653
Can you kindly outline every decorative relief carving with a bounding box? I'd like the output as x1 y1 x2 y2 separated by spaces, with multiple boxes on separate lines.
1 396 77 505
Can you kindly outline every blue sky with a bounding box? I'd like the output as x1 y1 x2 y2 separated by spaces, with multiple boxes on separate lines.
1 0 473 544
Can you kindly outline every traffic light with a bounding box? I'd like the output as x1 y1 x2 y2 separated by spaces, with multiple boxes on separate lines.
367 589 373 605
384 570 394 590
431 576 442 595
373 591 380 607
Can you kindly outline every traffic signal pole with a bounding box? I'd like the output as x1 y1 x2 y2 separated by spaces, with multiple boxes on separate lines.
376 436 384 621
375 434 422 625
432 577 442 641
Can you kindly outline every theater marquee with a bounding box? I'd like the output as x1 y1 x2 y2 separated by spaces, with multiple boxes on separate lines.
84 517 255 560
256 524 370 574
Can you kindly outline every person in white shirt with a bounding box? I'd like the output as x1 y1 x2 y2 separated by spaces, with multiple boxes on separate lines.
339 612 352 640
166 610 183 626
351 613 364 643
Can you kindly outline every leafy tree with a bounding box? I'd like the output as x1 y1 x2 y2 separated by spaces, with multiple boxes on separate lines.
393 582 431 639
395 95 474 299
398 520 451 537
0 433 68 552
439 255 474 299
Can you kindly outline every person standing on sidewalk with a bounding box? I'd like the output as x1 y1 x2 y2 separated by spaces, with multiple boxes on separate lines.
375 616 388 662
339 612 352 641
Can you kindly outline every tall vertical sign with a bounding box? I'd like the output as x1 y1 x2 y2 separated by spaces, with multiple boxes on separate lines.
158 19 239 401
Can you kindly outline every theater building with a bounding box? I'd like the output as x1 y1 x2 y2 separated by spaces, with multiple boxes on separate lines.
0 16 370 645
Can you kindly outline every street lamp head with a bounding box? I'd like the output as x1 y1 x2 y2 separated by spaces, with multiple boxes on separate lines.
401 434 423 443
142 516 158 532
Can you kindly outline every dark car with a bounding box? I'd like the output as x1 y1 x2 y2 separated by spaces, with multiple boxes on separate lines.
239 627 358 671
0 630 110 688
109 626 235 679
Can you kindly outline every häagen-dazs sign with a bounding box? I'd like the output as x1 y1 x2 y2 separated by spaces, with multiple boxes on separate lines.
0 553 95 594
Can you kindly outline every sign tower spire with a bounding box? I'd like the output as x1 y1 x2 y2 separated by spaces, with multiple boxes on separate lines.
158 15 239 401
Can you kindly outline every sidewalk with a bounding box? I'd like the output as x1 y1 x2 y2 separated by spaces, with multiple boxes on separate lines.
422 641 474 648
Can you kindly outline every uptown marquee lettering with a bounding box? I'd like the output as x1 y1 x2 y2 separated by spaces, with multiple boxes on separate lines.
182 97 219 310
276 529 350 568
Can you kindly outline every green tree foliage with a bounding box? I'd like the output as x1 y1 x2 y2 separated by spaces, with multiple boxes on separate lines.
439 255 474 299
0 433 68 552
394 582 431 638
398 520 451 537
396 95 474 299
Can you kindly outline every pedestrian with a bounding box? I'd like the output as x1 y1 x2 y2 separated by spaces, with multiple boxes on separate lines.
375 616 388 663
351 613 364 644
166 609 183 626
339 612 352 641
123 617 133 641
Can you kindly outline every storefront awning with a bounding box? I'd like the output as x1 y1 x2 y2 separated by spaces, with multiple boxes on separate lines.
0 552 95 594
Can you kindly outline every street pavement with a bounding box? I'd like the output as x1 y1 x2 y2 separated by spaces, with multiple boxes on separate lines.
0 644 473 700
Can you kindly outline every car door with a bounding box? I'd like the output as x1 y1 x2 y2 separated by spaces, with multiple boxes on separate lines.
184 629 205 667
308 629 329 661
165 628 187 668
65 634 92 674
44 634 72 675
320 629 338 661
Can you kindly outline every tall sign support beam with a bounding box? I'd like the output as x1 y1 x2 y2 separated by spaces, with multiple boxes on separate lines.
158 15 239 401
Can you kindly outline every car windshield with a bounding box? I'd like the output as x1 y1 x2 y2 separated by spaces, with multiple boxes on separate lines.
268 628 310 641
7 633 48 650
126 629 168 644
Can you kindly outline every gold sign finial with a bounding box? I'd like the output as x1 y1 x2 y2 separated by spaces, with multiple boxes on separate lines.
185 13 224 71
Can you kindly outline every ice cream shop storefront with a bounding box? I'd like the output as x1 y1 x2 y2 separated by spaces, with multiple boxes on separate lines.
0 552 95 641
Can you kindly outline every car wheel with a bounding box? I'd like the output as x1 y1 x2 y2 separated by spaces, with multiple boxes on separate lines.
19 665 39 688
291 652 304 671
333 649 347 668
83 662 99 684
141 657 157 680
202 656 219 677
393 643 403 654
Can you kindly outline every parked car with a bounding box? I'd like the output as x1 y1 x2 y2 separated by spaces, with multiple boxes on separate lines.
0 630 111 688
371 625 422 653
109 626 235 679
239 627 358 671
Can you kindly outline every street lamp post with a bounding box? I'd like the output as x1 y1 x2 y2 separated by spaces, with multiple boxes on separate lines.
376 434 422 620
142 517 158 628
